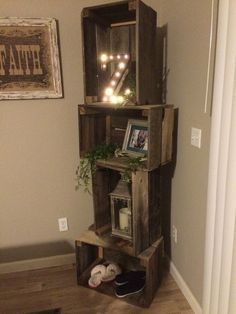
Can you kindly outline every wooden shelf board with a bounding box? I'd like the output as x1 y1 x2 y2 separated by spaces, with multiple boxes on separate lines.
76 230 135 256
96 156 147 172
76 230 163 259
78 103 165 111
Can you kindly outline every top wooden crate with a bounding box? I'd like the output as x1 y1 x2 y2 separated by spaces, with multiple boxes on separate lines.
81 0 162 105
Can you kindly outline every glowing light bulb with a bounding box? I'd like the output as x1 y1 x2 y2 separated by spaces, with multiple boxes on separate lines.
109 55 114 60
124 54 129 59
110 95 118 104
110 80 116 86
118 62 125 69
100 54 108 62
117 54 121 59
103 96 108 102
124 88 131 95
115 72 121 77
117 96 124 103
102 64 107 69
104 87 113 96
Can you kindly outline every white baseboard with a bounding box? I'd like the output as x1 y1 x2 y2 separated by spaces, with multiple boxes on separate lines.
170 261 203 314
0 253 76 274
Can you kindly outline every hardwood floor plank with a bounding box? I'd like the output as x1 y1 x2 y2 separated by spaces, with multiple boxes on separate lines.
0 265 194 314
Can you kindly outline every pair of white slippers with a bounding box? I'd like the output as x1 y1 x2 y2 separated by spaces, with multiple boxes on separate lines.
88 263 122 288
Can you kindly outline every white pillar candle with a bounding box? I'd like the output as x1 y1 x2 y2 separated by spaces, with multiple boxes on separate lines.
119 207 130 231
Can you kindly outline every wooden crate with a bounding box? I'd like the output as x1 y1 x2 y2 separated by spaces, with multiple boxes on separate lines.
91 167 162 256
78 104 174 170
75 232 163 308
81 0 163 105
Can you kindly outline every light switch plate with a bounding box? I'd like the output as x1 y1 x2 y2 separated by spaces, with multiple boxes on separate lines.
191 127 202 148
58 217 68 232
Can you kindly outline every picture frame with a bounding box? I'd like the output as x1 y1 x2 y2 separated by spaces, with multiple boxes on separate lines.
0 17 62 99
122 119 148 156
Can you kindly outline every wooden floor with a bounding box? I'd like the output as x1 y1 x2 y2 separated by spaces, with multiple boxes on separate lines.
0 264 194 314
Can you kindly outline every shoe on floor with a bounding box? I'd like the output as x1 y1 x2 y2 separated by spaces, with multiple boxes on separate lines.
115 278 145 298
101 263 122 282
114 271 145 286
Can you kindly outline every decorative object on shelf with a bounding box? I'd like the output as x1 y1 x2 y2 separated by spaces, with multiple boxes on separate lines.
122 119 148 156
75 143 118 192
0 17 62 99
109 177 132 240
76 143 146 191
100 52 131 104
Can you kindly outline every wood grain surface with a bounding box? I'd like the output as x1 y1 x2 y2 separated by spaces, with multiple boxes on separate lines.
0 264 193 314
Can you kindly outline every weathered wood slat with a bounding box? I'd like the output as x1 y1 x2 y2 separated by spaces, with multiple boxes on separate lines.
82 18 98 98
132 171 149 255
136 1 157 104
161 107 174 163
92 168 111 229
148 106 163 169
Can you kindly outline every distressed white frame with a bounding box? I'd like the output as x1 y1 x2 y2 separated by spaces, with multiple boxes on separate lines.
0 17 62 99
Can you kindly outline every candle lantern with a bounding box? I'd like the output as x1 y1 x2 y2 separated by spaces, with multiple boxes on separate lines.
109 178 132 241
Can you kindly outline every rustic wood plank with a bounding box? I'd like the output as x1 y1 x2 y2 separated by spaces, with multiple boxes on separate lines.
161 106 174 163
75 242 98 281
75 230 134 256
96 24 110 101
136 1 157 104
82 17 98 99
78 111 106 157
141 237 163 306
92 168 110 229
156 26 165 103
148 107 163 169
132 171 149 255
149 168 162 245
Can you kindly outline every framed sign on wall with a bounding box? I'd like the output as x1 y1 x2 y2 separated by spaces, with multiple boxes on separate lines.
0 17 63 100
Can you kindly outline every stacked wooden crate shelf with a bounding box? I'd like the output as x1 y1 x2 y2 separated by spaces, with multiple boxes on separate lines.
75 0 176 308
75 103 175 307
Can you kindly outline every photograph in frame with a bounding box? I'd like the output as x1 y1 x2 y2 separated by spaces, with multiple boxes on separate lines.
122 119 148 156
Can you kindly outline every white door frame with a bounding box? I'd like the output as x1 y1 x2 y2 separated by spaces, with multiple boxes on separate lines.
203 0 236 313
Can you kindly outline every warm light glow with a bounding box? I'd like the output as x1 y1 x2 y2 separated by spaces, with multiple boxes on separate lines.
117 54 121 59
109 55 114 60
115 72 121 77
102 64 107 69
124 54 129 59
118 62 126 69
124 88 131 95
104 87 114 96
110 95 118 104
110 80 116 86
100 54 108 62
109 95 124 104
117 96 124 103
103 96 108 102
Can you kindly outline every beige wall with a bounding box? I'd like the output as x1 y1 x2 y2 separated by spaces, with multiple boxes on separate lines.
0 0 213 307
0 0 112 261
146 0 213 305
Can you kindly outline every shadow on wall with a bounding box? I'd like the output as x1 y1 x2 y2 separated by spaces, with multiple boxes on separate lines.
0 241 74 263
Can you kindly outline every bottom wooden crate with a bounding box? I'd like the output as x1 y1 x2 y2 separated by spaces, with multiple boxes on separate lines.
75 231 163 308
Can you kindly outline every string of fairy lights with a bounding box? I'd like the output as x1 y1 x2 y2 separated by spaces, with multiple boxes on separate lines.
100 53 131 104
